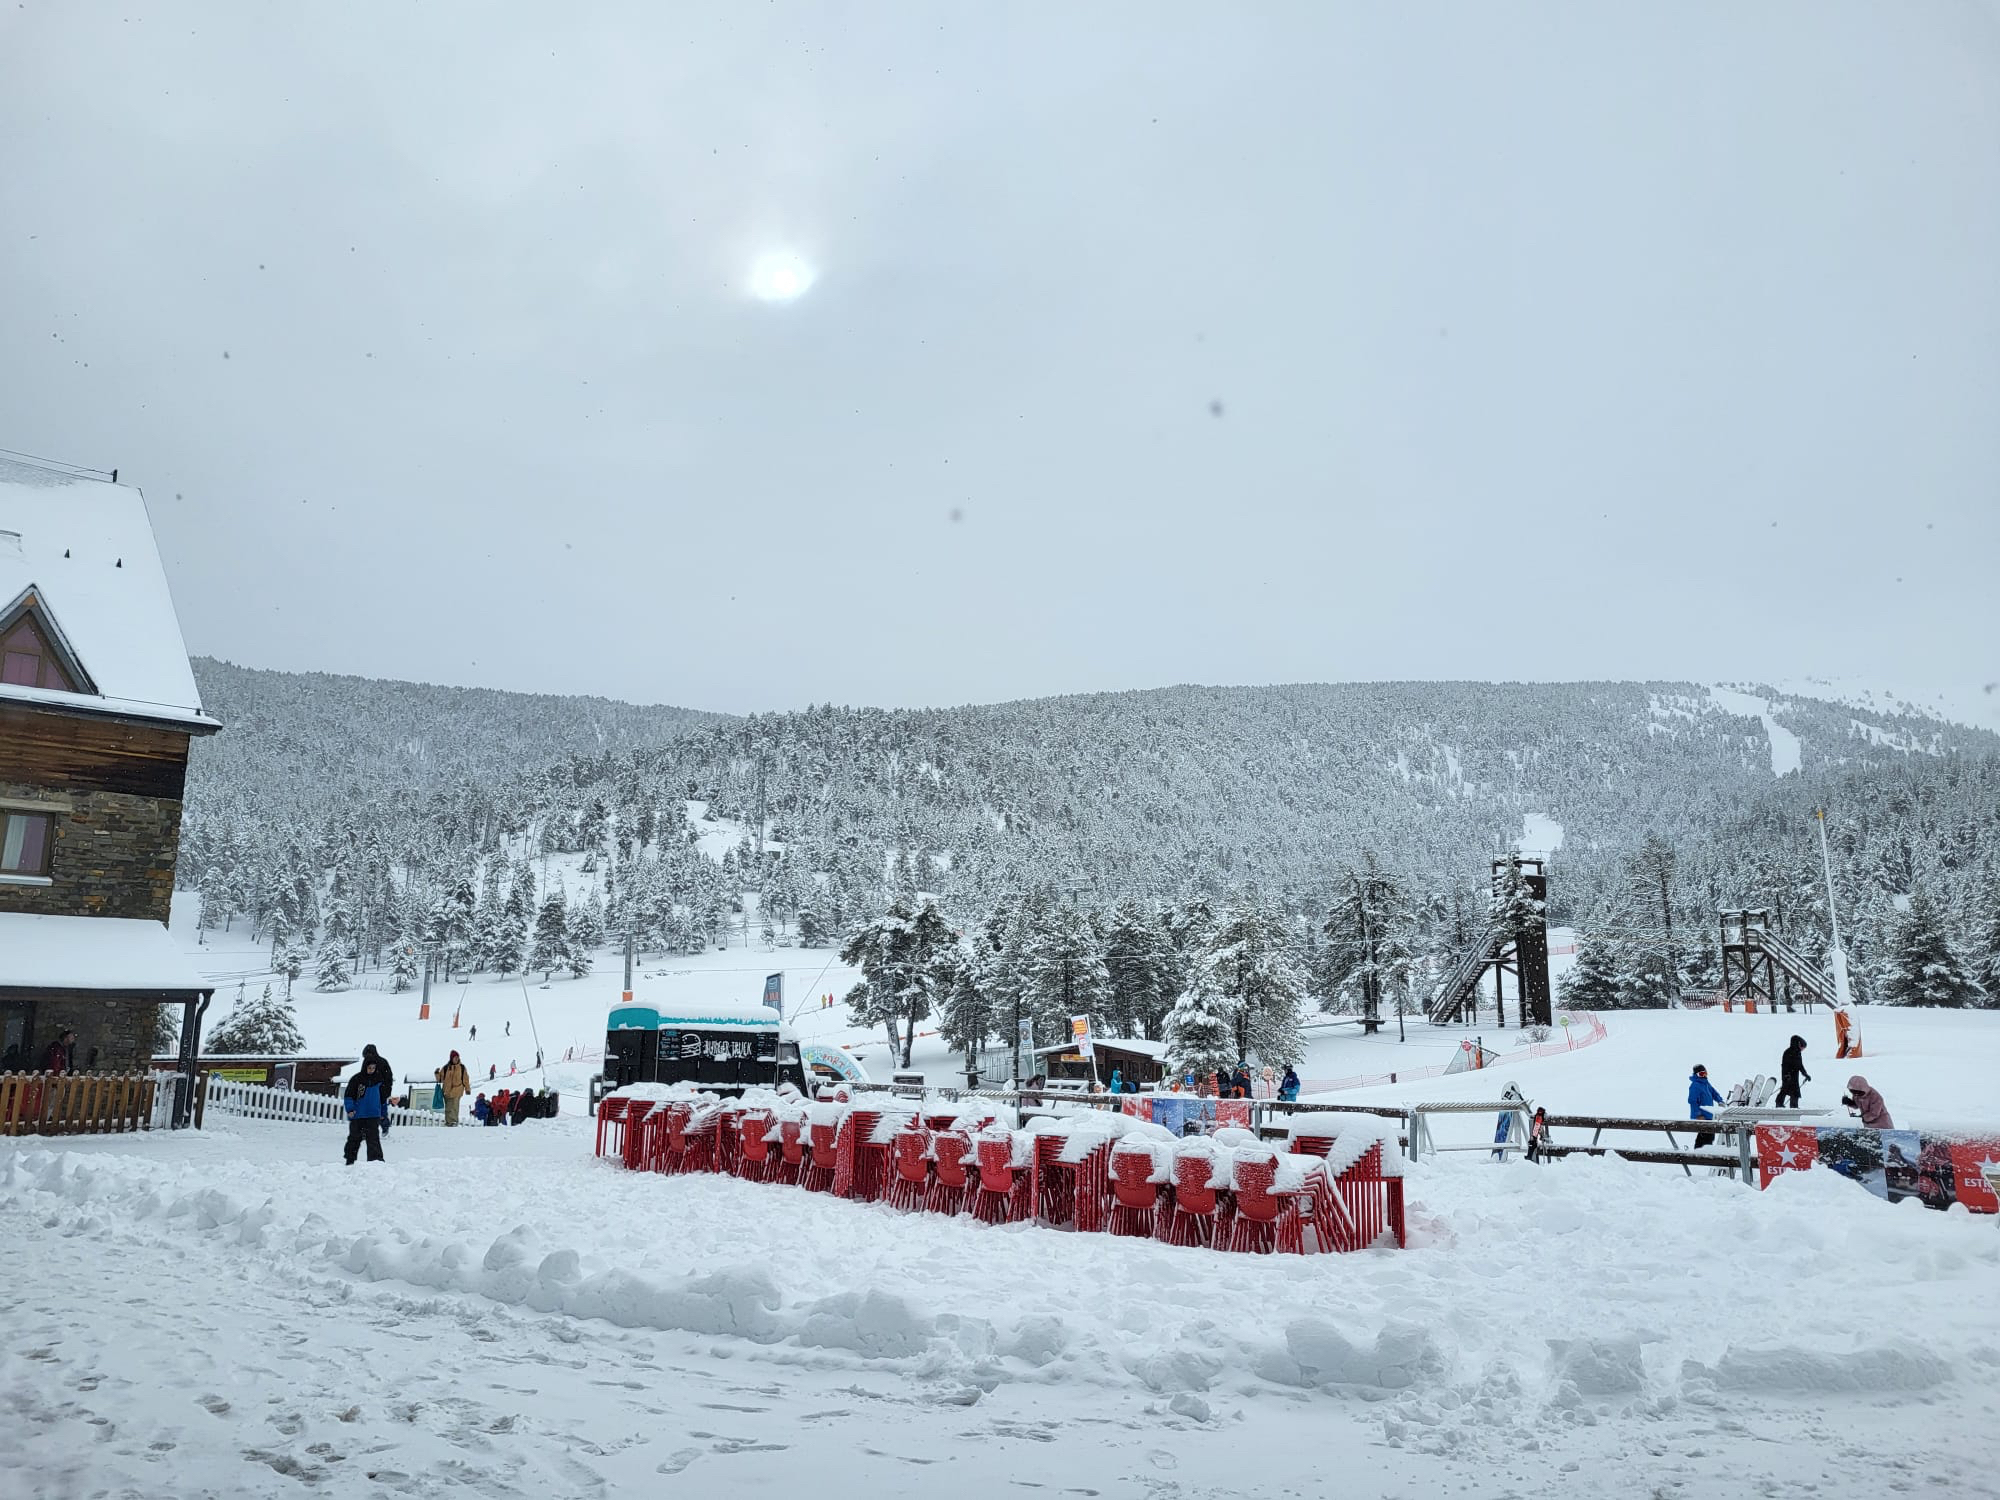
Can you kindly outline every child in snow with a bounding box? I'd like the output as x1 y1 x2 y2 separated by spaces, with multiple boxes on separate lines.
1776 1035 1811 1109
1688 1064 1726 1149
1841 1076 1893 1128
472 1093 491 1124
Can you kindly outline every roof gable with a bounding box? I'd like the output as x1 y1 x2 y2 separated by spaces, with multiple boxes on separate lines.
0 586 98 695
0 456 214 728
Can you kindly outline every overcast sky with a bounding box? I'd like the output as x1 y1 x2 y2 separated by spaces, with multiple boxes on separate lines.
2 3 1995 715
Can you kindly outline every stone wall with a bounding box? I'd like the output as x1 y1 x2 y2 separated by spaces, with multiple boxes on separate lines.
0 779 184 923
9 995 177 1075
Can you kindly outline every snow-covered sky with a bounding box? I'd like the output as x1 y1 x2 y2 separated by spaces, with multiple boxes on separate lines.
1 3 1995 714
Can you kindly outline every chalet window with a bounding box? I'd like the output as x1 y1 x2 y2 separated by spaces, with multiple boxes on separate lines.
0 809 53 876
0 612 80 693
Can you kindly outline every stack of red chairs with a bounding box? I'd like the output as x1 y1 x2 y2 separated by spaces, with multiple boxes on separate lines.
1226 1153 1306 1255
619 1101 657 1172
1108 1148 1162 1238
885 1127 932 1211
927 1130 973 1214
1034 1135 1074 1224
594 1095 634 1160
672 1104 716 1175
971 1133 1035 1224
1162 1151 1229 1248
801 1120 839 1193
736 1109 776 1182
773 1118 807 1185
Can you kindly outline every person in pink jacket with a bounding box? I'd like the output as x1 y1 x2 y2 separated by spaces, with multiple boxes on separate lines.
1841 1076 1893 1129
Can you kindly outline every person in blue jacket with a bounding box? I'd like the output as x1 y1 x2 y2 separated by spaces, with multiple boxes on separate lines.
1278 1067 1301 1103
1109 1068 1124 1094
343 1056 390 1164
1688 1064 1726 1149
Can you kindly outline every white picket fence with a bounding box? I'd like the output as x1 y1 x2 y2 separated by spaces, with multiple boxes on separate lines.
198 1074 444 1129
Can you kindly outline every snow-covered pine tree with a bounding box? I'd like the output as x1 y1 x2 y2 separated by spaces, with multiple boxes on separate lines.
1200 899 1308 1066
314 930 352 991
1560 931 1622 1009
936 943 993 1058
389 934 420 994
1103 900 1181 1040
796 904 829 949
1024 901 1112 1035
1162 974 1237 1077
1322 854 1416 1023
278 938 308 999
838 893 954 1067
1881 888 1984 1007
207 983 306 1055
529 889 572 980
570 887 606 952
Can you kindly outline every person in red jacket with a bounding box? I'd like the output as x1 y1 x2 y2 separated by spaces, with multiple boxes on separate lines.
42 1030 77 1074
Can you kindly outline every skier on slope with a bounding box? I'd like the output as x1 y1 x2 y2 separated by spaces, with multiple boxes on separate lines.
1688 1064 1726 1149
1776 1035 1811 1109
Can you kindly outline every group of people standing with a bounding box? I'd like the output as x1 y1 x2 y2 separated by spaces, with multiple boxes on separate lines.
342 1042 561 1162
472 1086 555 1125
1686 1034 1894 1147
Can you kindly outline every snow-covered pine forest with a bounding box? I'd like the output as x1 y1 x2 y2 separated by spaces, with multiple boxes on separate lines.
178 662 2000 1060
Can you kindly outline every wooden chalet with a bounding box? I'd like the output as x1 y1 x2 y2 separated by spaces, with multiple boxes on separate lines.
0 455 221 1123
1034 1037 1168 1086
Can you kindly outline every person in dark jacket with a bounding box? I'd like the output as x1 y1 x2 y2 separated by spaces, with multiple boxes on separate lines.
343 1058 389 1163
43 1030 78 1074
510 1088 533 1125
1841 1075 1893 1129
1688 1065 1726 1149
1776 1035 1811 1109
1232 1066 1253 1100
471 1093 491 1124
1279 1066 1301 1103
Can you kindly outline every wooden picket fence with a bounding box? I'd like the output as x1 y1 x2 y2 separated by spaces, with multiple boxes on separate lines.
0 1071 161 1137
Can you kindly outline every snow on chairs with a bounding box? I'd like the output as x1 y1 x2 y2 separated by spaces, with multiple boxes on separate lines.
885 1127 933 1212
736 1109 776 1182
971 1131 1034 1225
774 1117 807 1185
1108 1145 1164 1238
1164 1148 1229 1248
673 1103 717 1176
1227 1152 1306 1255
928 1129 974 1215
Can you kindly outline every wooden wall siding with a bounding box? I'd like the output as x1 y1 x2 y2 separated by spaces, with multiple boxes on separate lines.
0 704 191 800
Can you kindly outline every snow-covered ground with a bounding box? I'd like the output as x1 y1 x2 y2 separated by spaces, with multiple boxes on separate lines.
8 1005 2000 1497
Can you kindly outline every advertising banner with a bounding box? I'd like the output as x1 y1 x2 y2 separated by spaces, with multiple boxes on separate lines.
1756 1123 1999 1214
1069 1015 1094 1060
763 973 783 1014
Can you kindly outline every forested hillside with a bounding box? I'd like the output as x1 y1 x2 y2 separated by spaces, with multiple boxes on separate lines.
178 669 2000 1047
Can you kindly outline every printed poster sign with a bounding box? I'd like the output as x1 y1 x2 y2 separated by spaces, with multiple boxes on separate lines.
1756 1124 2000 1214
763 973 784 1014
1069 1015 1094 1060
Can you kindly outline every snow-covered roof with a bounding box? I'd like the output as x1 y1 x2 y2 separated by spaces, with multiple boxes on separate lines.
1033 1036 1167 1058
608 1001 792 1036
0 913 211 993
0 456 217 730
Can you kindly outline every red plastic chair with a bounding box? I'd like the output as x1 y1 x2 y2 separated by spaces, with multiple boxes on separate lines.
885 1128 932 1212
802 1120 839 1193
927 1130 973 1215
1163 1151 1228 1248
737 1109 776 1181
1227 1153 1305 1255
1108 1148 1162 1238
972 1134 1034 1224
774 1118 807 1185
